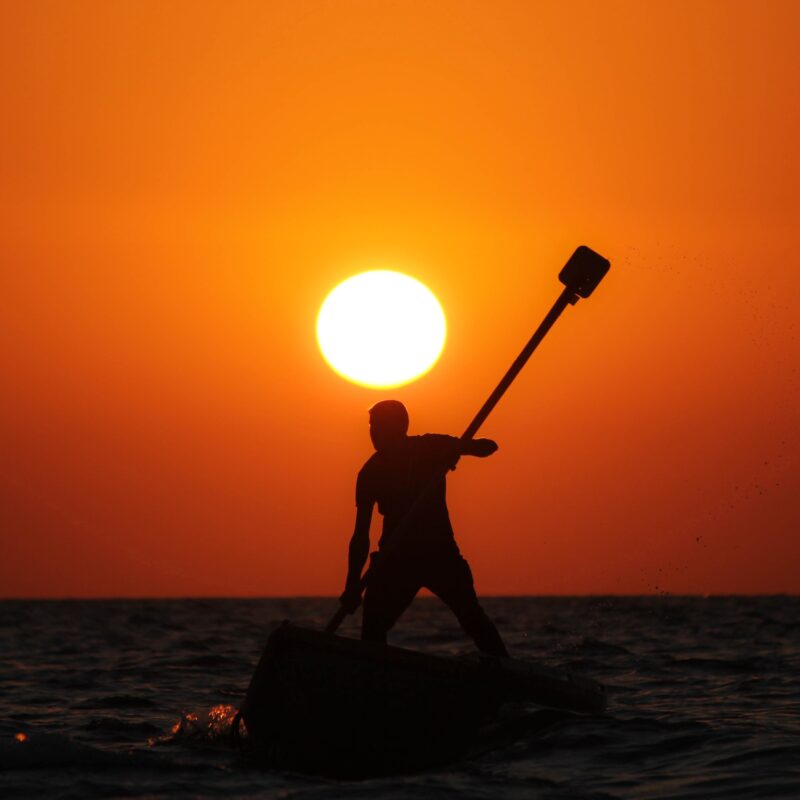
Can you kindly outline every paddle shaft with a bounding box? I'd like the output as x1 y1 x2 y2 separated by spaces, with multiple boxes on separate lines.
325 285 577 635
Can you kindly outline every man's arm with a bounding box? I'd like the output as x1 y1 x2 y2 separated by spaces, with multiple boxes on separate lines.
459 438 499 458
441 436 498 471
340 503 372 612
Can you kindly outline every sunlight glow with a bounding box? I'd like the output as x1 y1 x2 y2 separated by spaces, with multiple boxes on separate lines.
316 270 447 388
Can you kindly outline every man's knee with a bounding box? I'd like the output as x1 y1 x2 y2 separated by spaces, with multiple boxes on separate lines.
361 582 414 643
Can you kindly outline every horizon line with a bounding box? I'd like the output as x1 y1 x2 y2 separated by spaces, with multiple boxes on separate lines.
1 593 797 601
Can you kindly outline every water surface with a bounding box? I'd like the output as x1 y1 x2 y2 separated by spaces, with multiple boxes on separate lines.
1 597 798 798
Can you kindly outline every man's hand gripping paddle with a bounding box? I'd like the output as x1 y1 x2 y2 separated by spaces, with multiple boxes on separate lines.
325 246 610 635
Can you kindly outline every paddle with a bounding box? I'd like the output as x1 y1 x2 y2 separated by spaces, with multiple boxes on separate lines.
325 245 610 635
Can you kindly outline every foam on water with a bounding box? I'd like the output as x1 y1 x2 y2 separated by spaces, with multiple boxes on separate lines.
1 597 799 798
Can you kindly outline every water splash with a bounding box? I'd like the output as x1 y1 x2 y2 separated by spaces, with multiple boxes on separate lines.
150 704 239 747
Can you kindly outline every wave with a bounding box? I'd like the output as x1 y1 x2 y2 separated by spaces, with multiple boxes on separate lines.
0 733 136 771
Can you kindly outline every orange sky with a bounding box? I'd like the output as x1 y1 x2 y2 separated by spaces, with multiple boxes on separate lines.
1 1 798 597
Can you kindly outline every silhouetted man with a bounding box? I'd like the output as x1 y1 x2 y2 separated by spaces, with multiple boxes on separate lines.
340 400 508 657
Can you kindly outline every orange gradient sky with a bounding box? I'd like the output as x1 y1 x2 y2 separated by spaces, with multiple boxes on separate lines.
1 1 798 597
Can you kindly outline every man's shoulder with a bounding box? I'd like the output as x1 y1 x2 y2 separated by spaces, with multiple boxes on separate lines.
355 453 381 506
357 452 381 478
416 433 458 448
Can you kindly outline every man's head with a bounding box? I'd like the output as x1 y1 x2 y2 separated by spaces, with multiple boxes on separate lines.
368 400 409 451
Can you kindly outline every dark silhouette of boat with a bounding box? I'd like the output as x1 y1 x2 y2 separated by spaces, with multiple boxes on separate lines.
237 623 605 777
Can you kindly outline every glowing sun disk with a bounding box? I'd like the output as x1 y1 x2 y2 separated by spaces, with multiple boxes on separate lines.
316 270 447 388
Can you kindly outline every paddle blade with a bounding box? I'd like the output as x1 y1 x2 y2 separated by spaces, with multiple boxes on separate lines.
558 246 610 298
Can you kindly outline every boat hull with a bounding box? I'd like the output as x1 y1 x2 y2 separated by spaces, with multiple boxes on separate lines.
239 622 605 777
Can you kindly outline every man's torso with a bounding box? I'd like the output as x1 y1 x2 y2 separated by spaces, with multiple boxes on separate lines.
356 434 459 553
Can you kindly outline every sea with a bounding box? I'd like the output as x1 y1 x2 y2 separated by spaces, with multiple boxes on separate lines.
1 596 799 799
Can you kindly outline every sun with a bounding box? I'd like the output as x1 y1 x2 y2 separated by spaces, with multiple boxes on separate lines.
316 270 447 389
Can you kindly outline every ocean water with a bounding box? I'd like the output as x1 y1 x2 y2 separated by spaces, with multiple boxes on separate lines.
1 596 799 799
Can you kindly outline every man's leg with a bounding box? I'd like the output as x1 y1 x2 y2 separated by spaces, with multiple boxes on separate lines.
425 554 509 657
361 554 421 644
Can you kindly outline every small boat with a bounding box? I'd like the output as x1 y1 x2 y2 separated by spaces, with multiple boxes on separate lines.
237 622 606 777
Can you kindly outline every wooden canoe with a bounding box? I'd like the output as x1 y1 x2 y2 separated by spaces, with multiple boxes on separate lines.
238 622 605 777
